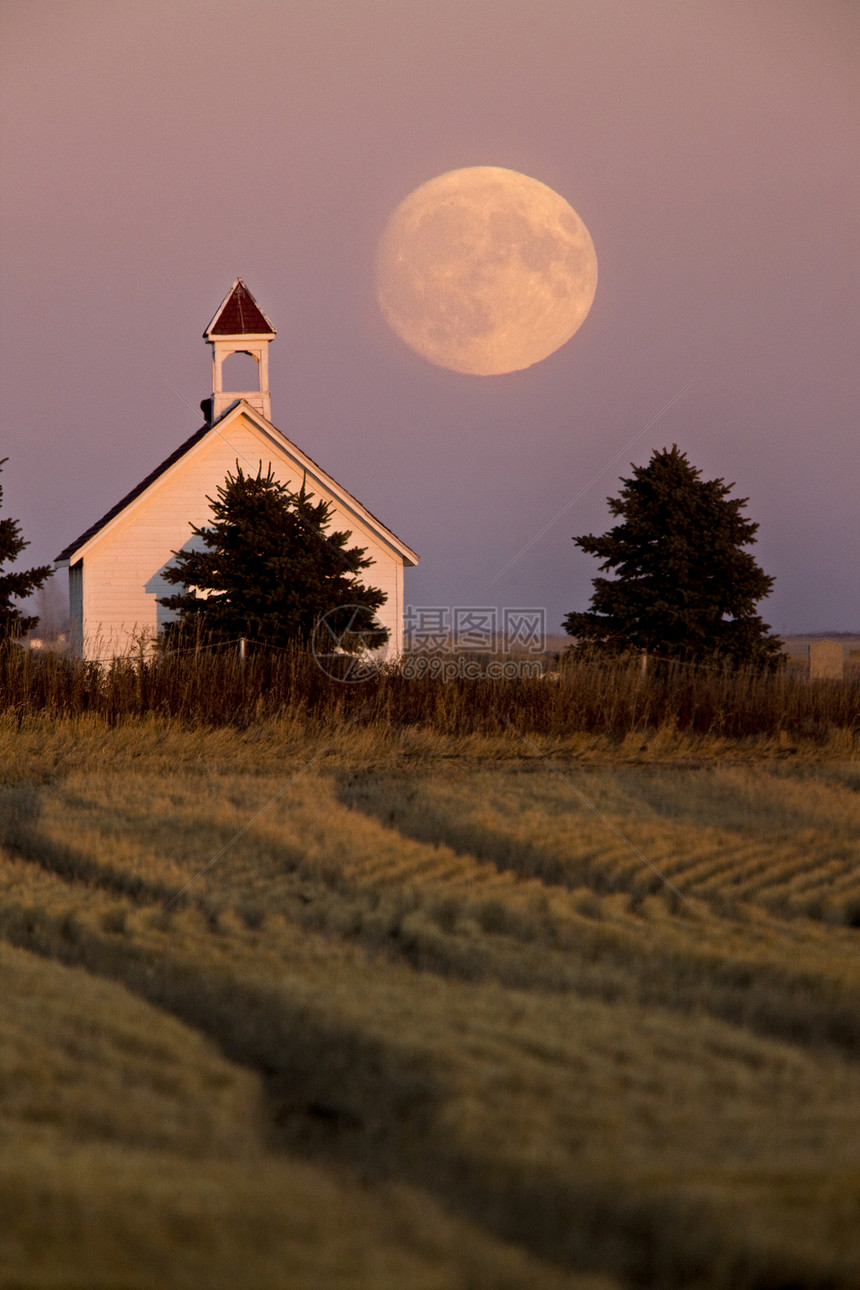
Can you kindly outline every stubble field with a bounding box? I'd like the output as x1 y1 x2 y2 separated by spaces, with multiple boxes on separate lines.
1 708 859 1289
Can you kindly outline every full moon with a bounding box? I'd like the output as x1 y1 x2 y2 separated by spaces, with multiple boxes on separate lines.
375 166 597 375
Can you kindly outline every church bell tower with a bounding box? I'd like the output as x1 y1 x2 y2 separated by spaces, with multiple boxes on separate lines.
203 279 276 422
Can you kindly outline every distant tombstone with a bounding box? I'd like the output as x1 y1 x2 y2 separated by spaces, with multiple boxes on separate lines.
808 639 843 680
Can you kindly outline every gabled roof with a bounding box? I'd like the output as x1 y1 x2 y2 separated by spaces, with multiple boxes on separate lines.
55 402 419 568
55 421 212 563
204 279 275 338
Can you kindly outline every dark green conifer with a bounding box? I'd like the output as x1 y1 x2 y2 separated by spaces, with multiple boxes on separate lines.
159 464 388 651
0 458 53 640
564 446 782 667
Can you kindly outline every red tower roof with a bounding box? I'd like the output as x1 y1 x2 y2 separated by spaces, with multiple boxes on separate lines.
204 279 275 337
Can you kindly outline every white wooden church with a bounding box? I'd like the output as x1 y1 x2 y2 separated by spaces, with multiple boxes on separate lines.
56 281 418 658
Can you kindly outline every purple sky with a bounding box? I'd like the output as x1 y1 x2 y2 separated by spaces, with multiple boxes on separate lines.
2 0 858 636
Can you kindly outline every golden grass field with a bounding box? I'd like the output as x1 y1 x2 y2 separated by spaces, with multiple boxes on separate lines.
1 713 859 1288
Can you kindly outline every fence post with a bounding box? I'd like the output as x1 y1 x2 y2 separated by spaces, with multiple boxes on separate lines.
239 637 246 665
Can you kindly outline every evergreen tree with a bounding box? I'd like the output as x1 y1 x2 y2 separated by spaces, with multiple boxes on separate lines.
564 446 783 667
159 464 388 651
0 458 53 640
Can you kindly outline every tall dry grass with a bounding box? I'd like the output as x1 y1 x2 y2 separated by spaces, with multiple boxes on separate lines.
2 640 858 741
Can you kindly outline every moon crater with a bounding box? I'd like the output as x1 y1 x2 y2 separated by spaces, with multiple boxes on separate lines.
376 166 597 375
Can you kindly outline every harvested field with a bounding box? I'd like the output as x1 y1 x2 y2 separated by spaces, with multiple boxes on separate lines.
0 715 858 1286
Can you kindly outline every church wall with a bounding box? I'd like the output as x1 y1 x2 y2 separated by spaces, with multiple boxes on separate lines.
76 414 406 660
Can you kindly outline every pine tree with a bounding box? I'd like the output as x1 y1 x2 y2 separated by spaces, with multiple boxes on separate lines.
0 458 53 640
159 464 388 651
564 446 783 667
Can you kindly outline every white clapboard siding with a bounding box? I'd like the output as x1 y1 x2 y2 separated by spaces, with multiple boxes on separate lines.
61 405 414 660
